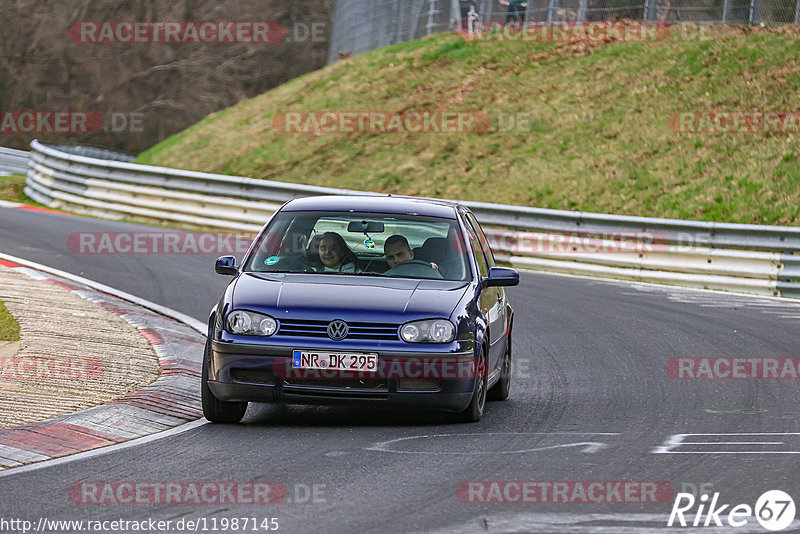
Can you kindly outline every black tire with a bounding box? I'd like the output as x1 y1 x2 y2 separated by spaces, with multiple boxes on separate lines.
451 349 488 423
201 339 247 423
488 335 511 401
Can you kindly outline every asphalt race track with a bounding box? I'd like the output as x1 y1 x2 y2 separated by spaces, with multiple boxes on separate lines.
1 206 800 533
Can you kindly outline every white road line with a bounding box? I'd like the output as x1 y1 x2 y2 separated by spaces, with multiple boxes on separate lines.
367 432 619 455
583 274 798 304
653 433 800 454
422 513 800 534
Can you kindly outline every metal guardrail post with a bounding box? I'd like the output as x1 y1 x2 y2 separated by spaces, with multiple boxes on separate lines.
578 0 589 21
426 0 438 35
748 0 760 24
547 0 559 22
795 0 800 24
722 0 732 22
644 0 658 21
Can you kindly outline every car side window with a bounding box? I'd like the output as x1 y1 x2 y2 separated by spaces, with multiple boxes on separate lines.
463 217 489 278
466 212 497 268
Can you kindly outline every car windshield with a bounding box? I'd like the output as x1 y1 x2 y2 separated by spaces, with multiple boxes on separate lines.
244 210 470 281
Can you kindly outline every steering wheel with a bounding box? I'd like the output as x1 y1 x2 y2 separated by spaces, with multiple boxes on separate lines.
384 260 442 278
397 259 434 267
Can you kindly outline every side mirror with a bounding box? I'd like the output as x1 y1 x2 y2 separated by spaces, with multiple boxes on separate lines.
484 266 519 287
215 255 238 276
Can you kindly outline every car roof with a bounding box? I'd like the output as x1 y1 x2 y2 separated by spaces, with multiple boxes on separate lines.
280 195 461 219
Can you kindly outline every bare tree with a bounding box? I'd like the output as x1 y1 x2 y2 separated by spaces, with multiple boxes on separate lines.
0 0 333 152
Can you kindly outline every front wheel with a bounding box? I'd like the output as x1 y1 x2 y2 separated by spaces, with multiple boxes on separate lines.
201 339 247 423
451 350 488 423
488 335 511 401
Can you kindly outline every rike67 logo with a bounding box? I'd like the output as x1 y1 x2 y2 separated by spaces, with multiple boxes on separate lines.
668 490 796 531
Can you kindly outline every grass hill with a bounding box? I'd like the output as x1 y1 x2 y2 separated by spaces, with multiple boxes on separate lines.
137 25 800 225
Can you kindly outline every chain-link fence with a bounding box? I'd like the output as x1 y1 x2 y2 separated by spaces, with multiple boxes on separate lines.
328 0 455 62
328 0 800 62
525 0 799 23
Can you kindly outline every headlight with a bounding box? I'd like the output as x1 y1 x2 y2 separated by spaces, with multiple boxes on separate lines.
226 310 278 336
400 319 455 343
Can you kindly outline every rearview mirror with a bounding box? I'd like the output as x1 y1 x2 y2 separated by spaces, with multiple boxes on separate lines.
347 220 385 233
484 266 519 287
215 255 238 276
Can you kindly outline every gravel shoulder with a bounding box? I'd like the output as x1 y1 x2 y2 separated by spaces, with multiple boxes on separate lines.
0 265 161 430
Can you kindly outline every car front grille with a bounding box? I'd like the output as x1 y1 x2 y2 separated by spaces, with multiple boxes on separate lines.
277 319 399 341
283 378 389 390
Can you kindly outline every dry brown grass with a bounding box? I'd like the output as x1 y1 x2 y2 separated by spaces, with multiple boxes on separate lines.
138 26 800 224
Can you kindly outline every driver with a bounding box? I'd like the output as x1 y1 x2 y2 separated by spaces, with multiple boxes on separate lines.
384 235 440 274
384 234 415 269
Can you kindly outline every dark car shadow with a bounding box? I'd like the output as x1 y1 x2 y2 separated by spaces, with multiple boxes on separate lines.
238 402 507 428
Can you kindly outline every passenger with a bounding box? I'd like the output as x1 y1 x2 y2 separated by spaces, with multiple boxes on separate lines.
318 232 360 273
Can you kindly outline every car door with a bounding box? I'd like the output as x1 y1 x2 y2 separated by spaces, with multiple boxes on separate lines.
462 211 506 373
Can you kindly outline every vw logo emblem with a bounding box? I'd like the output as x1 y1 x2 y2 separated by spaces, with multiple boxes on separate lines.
327 320 349 341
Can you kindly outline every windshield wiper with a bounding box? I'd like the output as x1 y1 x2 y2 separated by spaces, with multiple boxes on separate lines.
326 271 384 276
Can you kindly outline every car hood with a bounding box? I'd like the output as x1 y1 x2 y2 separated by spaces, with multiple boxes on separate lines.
231 272 469 321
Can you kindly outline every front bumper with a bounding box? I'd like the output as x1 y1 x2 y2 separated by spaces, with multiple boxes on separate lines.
208 340 477 412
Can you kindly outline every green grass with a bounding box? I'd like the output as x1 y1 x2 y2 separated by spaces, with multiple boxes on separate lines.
0 299 20 342
129 25 800 225
0 174 32 205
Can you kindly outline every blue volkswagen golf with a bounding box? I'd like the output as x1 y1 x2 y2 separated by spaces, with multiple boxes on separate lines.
203 195 518 423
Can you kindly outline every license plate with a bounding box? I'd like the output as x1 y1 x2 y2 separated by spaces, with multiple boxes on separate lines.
292 350 378 372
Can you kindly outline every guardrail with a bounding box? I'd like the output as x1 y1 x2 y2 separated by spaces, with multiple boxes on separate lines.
23 140 800 299
46 145 137 163
0 147 30 175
